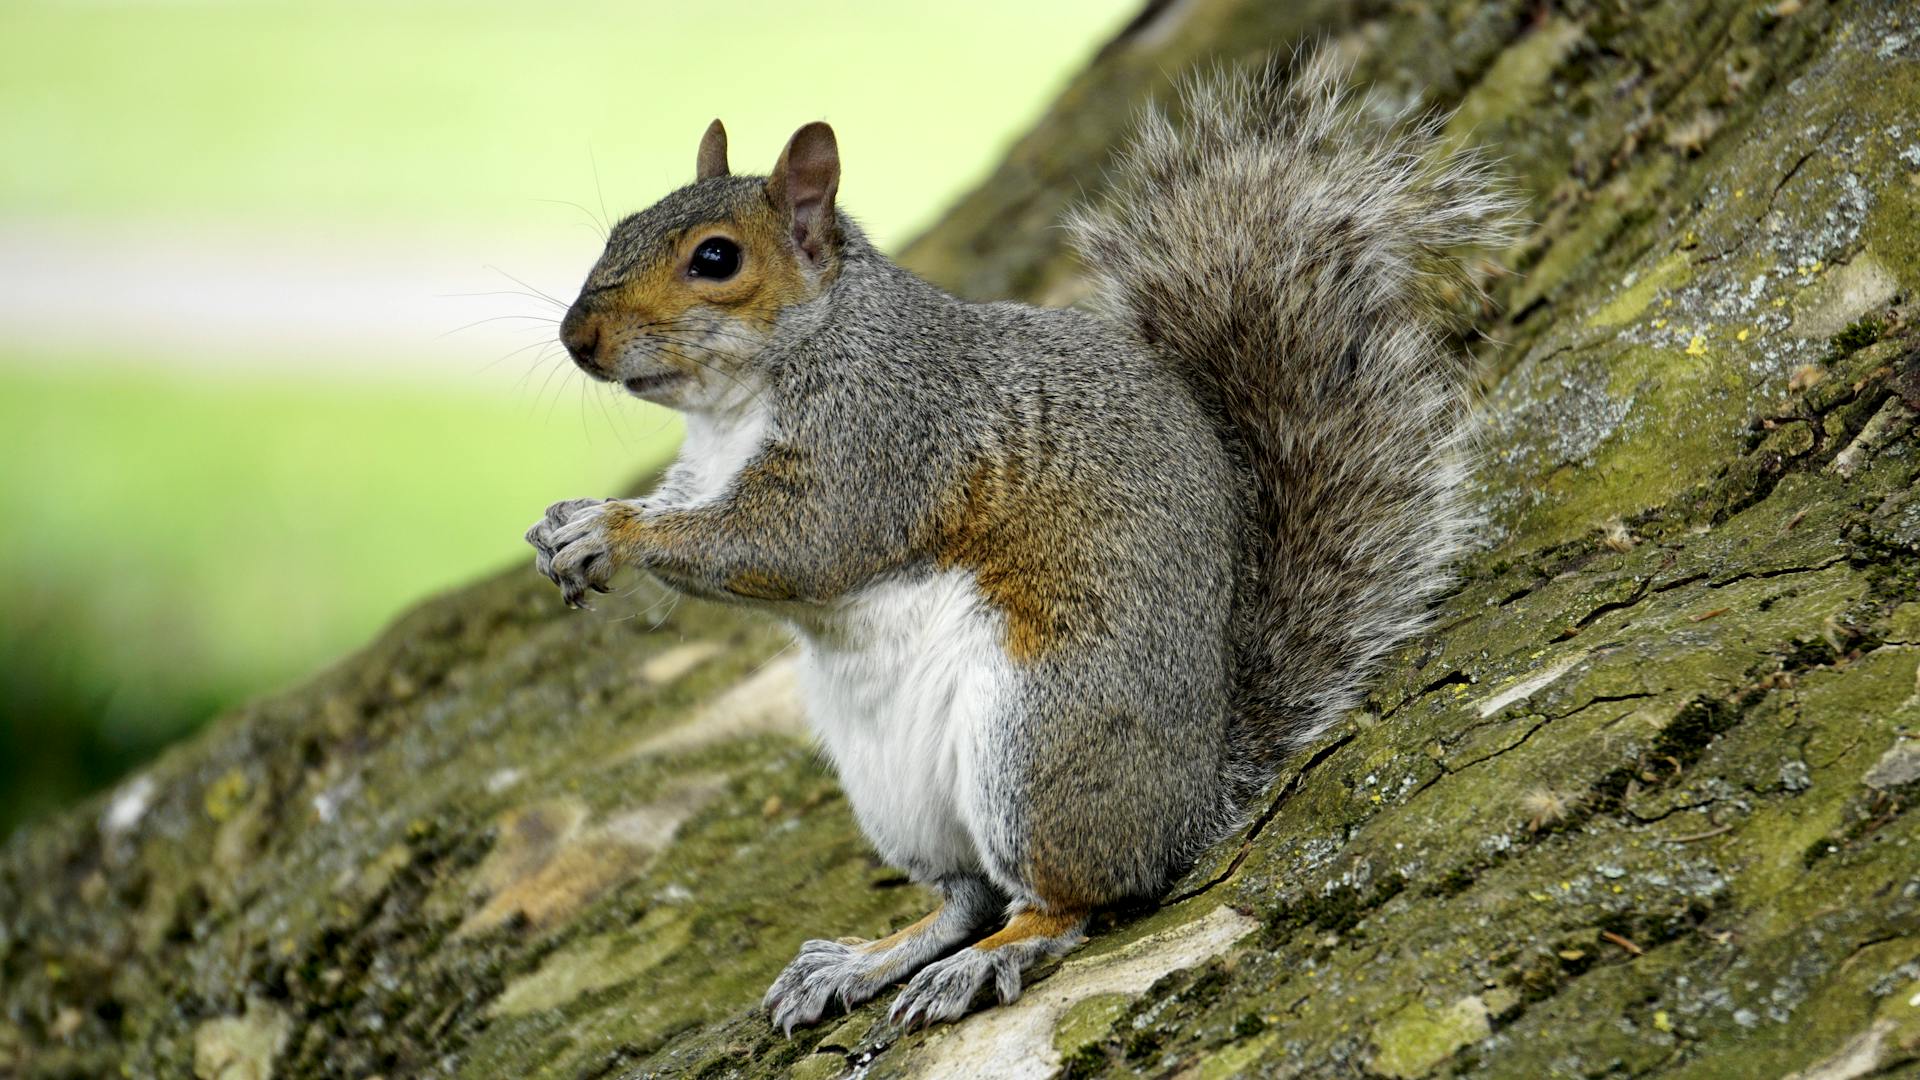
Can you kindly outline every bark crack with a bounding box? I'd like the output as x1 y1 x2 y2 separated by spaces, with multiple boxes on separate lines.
1706 555 1849 589
1165 733 1356 905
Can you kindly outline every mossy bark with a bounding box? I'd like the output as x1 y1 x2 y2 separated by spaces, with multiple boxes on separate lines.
7 2 1920 1077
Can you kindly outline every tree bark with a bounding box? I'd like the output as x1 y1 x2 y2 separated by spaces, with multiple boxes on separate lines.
7 2 1920 1077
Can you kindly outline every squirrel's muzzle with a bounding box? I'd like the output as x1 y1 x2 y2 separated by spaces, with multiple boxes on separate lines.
559 304 605 377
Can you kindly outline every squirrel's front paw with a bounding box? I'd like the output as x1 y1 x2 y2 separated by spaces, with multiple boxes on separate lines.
525 498 620 609
762 938 911 1036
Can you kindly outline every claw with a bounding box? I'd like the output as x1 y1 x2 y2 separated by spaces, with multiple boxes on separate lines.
762 934 929 1035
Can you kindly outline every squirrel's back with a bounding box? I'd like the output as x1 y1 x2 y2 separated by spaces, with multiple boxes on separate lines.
1068 56 1519 782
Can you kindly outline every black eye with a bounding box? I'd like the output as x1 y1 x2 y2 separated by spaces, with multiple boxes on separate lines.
688 237 741 280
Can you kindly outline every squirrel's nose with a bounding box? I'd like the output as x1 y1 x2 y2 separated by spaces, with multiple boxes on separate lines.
559 307 602 371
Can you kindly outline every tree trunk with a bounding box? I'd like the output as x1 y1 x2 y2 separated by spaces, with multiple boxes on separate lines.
7 2 1920 1077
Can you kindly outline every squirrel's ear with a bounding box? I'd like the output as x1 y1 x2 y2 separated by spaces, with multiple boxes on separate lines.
767 122 839 265
696 119 730 180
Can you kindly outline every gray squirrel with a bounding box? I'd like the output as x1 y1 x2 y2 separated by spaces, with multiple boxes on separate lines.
525 58 1515 1030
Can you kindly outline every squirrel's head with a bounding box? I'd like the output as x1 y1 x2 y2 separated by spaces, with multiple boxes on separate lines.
558 119 841 411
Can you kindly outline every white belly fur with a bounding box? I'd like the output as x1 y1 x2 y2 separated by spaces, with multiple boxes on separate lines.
795 569 1010 879
668 404 770 506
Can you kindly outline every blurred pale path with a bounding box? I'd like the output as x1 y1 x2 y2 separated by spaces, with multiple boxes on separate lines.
0 0 1136 833
0 221 586 381
0 0 1136 378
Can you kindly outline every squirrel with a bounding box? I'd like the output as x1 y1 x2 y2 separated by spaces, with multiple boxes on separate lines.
525 57 1514 1031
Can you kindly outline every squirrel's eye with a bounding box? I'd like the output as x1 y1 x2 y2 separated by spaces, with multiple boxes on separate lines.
688 238 741 280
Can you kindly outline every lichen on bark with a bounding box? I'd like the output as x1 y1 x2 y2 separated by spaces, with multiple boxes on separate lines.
6 1 1920 1078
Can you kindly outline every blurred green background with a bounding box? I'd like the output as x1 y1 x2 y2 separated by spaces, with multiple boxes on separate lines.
0 0 1134 835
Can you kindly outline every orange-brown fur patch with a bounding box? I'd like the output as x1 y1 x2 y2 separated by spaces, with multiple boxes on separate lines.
854 905 950 981
601 442 865 604
735 442 809 489
860 905 947 954
600 501 649 553
724 568 797 601
570 199 818 388
930 462 1103 662
970 907 1087 951
599 206 811 337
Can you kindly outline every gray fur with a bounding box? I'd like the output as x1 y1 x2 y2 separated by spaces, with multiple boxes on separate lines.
528 56 1514 1027
888 916 1086 1030
762 876 1000 1034
1067 57 1520 775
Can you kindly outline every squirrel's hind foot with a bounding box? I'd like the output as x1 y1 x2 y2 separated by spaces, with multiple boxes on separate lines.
763 937 904 1035
764 876 1001 1035
887 907 1088 1029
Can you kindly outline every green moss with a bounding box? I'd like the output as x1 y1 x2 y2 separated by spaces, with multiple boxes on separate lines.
1058 1043 1111 1080
788 1054 849 1080
1427 862 1487 899
1366 995 1492 1078
200 766 251 823
487 911 691 1018
1446 18 1586 144
1053 992 1130 1062
1122 1024 1164 1063
1587 252 1691 329
1264 876 1406 939
1829 318 1885 359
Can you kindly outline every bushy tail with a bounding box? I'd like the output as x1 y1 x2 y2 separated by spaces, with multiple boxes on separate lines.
1067 56 1519 773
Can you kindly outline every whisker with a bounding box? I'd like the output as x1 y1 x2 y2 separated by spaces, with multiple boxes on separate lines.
603 319 771 406
652 338 771 397
638 324 780 360
478 334 565 375
643 325 771 348
531 197 609 241
643 316 784 349
512 343 565 397
589 380 634 453
646 345 767 407
609 580 680 627
486 266 571 310
645 590 684 630
742 637 800 680
533 348 574 417
608 383 681 445
438 313 561 339
588 144 612 236
437 288 568 310
638 579 686 629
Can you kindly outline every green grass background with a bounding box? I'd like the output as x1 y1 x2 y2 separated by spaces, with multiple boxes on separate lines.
0 362 676 824
0 0 1131 247
0 0 1134 834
